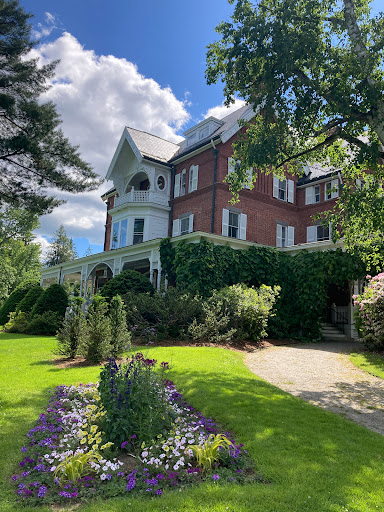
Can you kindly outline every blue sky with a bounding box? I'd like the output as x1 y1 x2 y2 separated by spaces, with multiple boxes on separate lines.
20 0 383 258
21 0 242 257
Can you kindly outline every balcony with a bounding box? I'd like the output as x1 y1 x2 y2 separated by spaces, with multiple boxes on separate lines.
114 188 169 208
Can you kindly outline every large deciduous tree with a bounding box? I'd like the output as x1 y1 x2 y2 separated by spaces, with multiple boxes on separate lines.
0 0 101 215
206 0 384 268
0 206 41 305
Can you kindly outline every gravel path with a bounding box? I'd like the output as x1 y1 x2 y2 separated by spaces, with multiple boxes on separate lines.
245 341 384 435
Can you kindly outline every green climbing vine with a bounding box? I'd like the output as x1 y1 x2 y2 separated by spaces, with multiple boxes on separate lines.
160 238 367 339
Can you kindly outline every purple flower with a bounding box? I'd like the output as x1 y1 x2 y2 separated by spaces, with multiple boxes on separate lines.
117 472 124 477
144 478 158 486
105 473 112 480
21 447 27 453
71 492 78 498
155 489 163 495
212 474 220 481
37 486 47 498
156 473 165 480
187 467 200 474
34 464 45 472
59 491 72 498
126 478 136 491
237 469 242 473
21 471 30 478
121 441 128 449
11 475 19 481
131 434 136 439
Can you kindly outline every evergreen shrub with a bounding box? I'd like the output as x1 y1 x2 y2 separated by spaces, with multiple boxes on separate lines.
123 288 203 339
109 295 131 357
100 270 154 301
0 279 39 325
56 297 86 358
17 286 44 314
81 295 111 363
31 284 68 320
26 311 63 335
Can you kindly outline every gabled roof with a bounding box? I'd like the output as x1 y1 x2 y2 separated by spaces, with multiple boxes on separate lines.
126 127 180 163
106 127 180 181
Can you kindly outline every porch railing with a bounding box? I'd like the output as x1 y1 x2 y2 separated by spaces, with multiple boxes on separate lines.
331 304 348 334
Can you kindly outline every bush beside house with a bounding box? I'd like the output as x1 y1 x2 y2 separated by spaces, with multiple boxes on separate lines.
0 279 39 325
100 269 154 301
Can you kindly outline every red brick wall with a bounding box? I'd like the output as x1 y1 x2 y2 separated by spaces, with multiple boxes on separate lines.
103 194 116 252
172 133 338 246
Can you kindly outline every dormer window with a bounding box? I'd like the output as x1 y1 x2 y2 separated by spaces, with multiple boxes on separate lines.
183 116 223 149
187 133 197 147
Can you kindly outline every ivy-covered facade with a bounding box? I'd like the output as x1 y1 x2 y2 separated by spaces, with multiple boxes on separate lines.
40 105 367 339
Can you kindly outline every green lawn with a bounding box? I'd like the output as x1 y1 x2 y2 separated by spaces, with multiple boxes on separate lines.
1 333 384 512
350 351 384 380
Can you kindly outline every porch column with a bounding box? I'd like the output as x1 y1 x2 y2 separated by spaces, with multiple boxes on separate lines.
149 250 154 284
157 262 162 290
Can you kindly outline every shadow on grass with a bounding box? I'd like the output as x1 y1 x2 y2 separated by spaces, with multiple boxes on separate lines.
165 366 384 510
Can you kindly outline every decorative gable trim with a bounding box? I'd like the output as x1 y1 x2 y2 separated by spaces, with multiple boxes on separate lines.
106 128 143 181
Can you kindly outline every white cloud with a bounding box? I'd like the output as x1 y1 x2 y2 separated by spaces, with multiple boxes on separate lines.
29 32 190 246
33 234 51 262
204 99 246 120
32 12 57 40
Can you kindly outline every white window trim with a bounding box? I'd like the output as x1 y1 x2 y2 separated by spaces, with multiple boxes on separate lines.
222 208 247 240
189 165 199 192
273 176 294 203
325 179 338 201
276 223 294 247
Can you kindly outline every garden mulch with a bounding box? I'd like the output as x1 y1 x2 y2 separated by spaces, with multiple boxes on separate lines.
245 340 384 436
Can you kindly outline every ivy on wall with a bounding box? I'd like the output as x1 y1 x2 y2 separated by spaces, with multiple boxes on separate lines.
160 238 366 339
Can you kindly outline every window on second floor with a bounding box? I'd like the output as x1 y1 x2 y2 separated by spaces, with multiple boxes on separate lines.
133 218 144 245
189 165 199 192
325 179 339 200
273 177 294 203
305 185 321 205
111 219 129 250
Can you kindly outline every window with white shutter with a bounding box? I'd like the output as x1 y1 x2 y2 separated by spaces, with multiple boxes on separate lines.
287 179 294 203
180 214 194 235
276 224 283 247
239 214 247 240
273 177 291 201
287 226 294 246
222 209 229 237
174 174 180 198
307 225 317 243
305 186 314 205
172 219 180 237
189 165 199 192
180 169 186 195
273 176 279 198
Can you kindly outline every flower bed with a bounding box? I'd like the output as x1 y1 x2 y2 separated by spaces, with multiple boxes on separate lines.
12 354 258 505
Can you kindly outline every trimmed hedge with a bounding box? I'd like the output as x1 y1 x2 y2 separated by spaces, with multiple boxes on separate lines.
31 284 68 320
100 270 154 300
0 279 39 325
17 286 44 314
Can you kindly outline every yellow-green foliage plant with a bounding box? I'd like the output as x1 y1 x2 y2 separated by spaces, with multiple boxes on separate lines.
189 434 233 471
54 451 102 486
